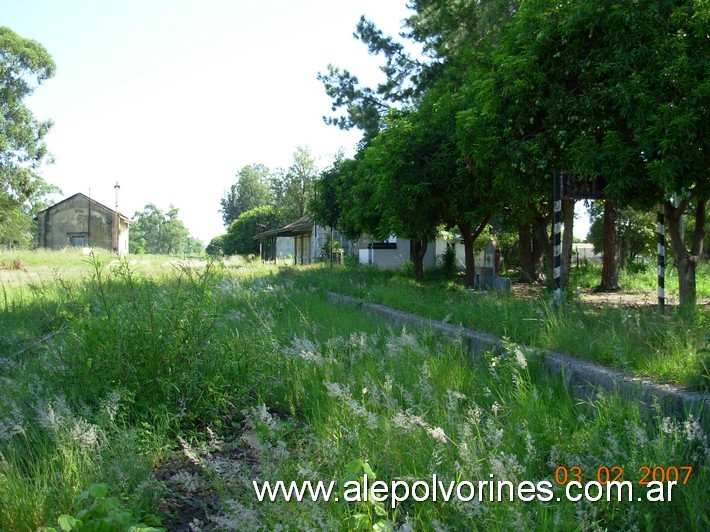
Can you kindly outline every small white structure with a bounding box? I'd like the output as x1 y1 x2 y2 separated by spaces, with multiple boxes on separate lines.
357 236 487 272
255 214 351 263
573 243 602 262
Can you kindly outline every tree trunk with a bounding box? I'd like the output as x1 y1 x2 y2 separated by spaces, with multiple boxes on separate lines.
459 216 491 289
410 239 428 282
459 222 475 288
562 198 574 285
519 223 535 283
532 211 550 282
597 199 620 292
665 198 706 308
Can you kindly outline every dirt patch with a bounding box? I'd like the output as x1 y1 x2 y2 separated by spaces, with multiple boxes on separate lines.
509 281 709 309
154 428 261 531
0 258 24 270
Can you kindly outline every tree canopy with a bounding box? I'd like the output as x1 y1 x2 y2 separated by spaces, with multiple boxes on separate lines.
314 0 707 305
129 204 202 255
221 205 284 257
0 27 58 247
220 164 273 227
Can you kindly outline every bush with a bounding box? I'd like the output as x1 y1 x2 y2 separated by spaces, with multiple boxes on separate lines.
321 235 343 262
396 260 414 278
42 483 163 532
60 257 265 427
441 245 457 278
625 260 652 274
205 234 226 257
344 253 359 268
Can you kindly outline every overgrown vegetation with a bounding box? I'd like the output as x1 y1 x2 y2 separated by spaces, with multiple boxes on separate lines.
0 254 707 529
280 263 710 391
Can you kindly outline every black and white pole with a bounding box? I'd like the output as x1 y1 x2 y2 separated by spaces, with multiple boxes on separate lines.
657 205 665 311
553 171 563 304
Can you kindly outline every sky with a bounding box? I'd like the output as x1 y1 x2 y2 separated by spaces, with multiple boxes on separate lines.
3 0 590 243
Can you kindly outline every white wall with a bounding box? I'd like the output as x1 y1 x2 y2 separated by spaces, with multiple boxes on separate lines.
275 237 293 258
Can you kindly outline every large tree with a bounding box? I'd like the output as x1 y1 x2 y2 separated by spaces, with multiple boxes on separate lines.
548 0 708 305
222 205 283 256
0 27 57 247
318 14 429 146
587 202 656 270
271 146 319 222
129 204 202 255
312 154 385 243
318 4 509 284
220 163 273 227
361 110 444 281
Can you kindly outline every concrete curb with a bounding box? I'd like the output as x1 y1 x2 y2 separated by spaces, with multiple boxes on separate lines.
325 291 708 433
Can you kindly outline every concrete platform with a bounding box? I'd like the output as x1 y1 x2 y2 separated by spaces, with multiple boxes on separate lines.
325 291 708 435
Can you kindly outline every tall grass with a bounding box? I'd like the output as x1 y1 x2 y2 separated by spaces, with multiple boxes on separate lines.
571 261 710 297
165 278 708 530
0 256 268 529
0 257 707 529
279 264 709 391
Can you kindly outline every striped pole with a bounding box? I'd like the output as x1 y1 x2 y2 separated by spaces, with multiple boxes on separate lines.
657 205 665 311
553 171 563 304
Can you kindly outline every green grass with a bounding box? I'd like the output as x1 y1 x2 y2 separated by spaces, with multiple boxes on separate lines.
278 263 709 391
570 260 710 297
0 254 707 529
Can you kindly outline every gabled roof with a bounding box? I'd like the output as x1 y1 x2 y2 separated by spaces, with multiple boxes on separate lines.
254 213 314 239
37 193 131 222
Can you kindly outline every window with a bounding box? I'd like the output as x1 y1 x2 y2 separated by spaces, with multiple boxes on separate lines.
70 234 86 247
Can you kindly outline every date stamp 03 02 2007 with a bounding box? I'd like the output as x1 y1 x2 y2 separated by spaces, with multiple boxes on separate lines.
553 465 694 486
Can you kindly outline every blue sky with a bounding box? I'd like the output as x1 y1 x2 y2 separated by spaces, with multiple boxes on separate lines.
3 0 414 242
4 0 590 243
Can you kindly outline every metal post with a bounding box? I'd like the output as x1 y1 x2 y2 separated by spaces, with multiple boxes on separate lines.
657 205 665 311
553 171 563 303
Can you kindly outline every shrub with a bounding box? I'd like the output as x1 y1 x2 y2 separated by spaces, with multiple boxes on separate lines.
344 253 359 268
441 245 457 277
42 484 163 531
60 257 265 428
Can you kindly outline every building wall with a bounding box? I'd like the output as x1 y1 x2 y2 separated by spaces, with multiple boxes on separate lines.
358 237 438 269
294 234 312 264
38 195 128 254
116 216 130 256
293 225 350 265
275 237 293 258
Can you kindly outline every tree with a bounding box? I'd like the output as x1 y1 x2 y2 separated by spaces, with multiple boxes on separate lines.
318 13 429 146
318 4 508 284
587 202 655 269
205 234 227 257
456 32 552 284
311 152 345 231
0 27 57 247
271 146 319 222
129 204 200 255
358 109 446 281
220 164 273 227
222 205 283 256
0 178 60 247
549 0 708 305
312 155 385 242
